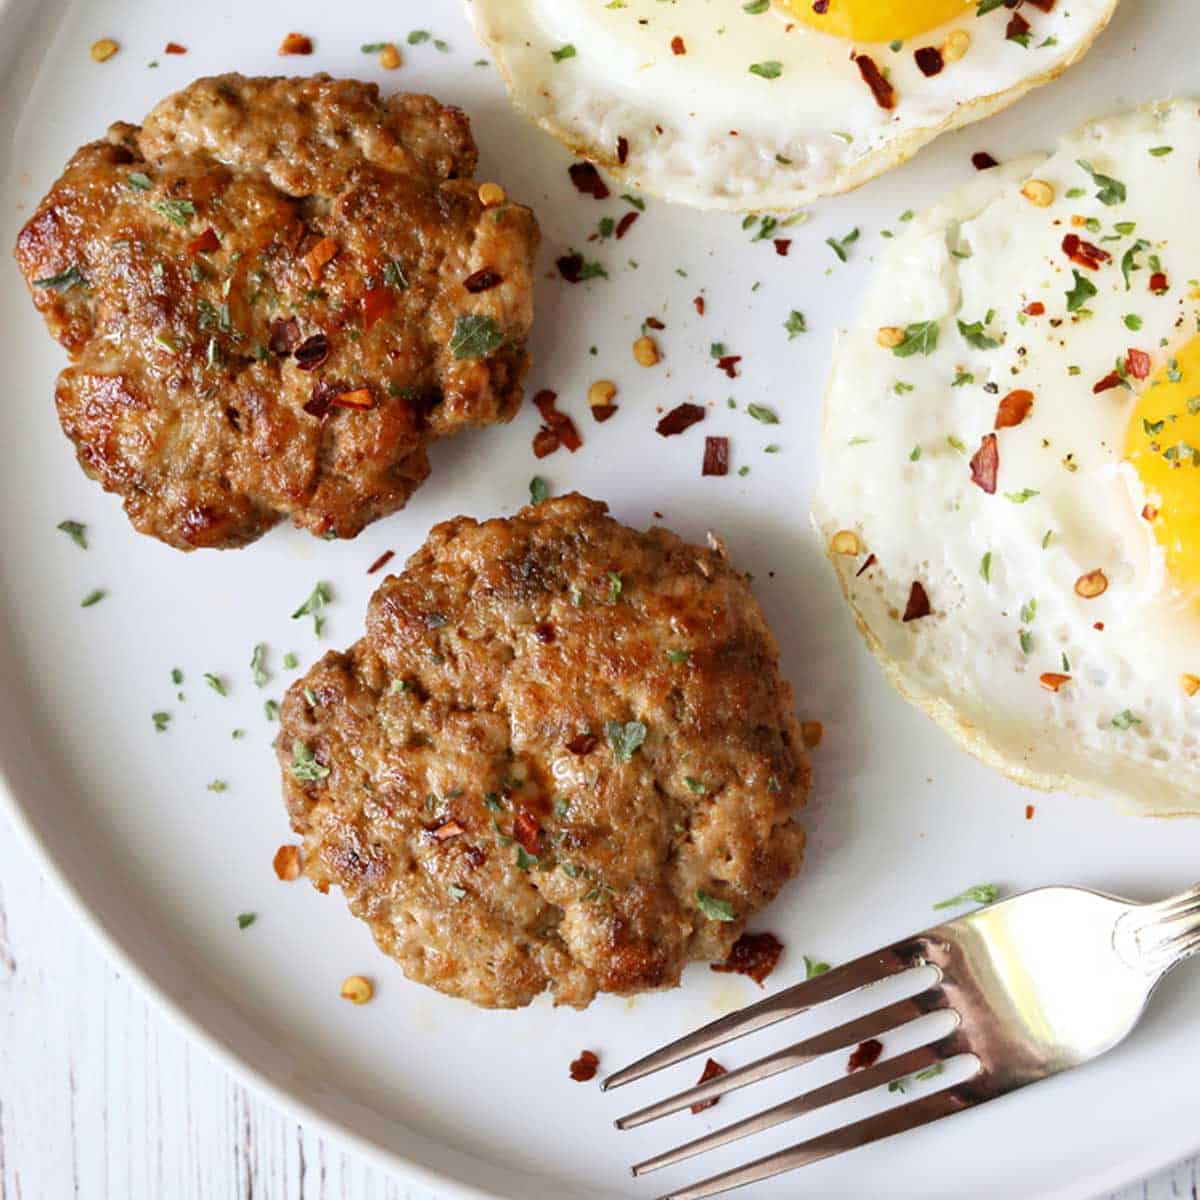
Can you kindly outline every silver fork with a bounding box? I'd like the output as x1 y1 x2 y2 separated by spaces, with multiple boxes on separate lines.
604 882 1200 1199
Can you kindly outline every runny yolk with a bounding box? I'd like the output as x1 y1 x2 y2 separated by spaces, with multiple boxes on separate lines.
780 0 973 42
1125 335 1200 595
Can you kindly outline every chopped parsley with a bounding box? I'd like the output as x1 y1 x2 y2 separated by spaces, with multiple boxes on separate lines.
1111 709 1141 730
292 581 331 636
825 227 860 263
236 913 256 930
747 403 779 424
250 643 268 687
203 673 226 696
264 699 280 721
684 777 706 794
150 197 196 227
607 571 623 603
784 310 807 339
957 314 1000 350
127 171 152 191
606 720 647 763
34 264 87 292
206 780 228 794
450 314 504 359
666 648 691 664
695 889 736 921
933 883 998 910
529 476 549 505
892 321 940 358
748 60 783 80
1004 488 1039 504
81 589 106 608
151 711 171 733
1076 159 1126 207
291 740 330 781
804 955 830 979
551 44 576 62
1065 269 1097 312
283 653 298 670
980 552 992 583
57 520 87 548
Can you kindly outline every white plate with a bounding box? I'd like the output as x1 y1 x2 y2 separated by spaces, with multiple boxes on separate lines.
1 1 1198 1197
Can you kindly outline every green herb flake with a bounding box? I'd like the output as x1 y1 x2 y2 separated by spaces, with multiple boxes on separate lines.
1066 269 1098 312
748 60 783 80
34 264 87 292
207 780 228 794
825 227 860 263
1111 709 1142 730
152 711 171 733
150 197 196 227
450 314 505 359
283 652 298 670
957 316 1000 350
449 884 468 901
1005 488 1039 504
933 883 998 910
81 589 106 608
804 955 830 979
203 672 227 696
292 581 331 636
980 551 992 583
127 171 153 191
551 43 577 62
1076 159 1126 206
236 913 256 930
695 889 736 921
264 699 280 721
529 475 549 506
893 321 940 358
606 719 647 763
784 310 807 339
250 643 268 687
747 403 779 424
684 777 706 794
666 648 691 664
57 520 87 549
291 739 330 782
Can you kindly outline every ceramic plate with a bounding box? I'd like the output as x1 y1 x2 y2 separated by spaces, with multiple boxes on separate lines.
2 1 1198 1196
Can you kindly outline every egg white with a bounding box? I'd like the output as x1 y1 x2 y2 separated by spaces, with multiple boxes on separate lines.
815 100 1200 813
467 0 1117 211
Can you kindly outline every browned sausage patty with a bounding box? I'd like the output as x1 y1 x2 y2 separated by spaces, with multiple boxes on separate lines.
13 74 539 550
278 494 810 1009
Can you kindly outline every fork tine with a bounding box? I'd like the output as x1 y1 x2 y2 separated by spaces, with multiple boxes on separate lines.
656 1082 978 1200
615 990 949 1129
632 1039 949 1176
602 937 926 1091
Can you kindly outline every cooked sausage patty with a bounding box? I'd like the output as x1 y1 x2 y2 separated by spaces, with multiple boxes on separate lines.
278 494 810 1009
14 75 538 550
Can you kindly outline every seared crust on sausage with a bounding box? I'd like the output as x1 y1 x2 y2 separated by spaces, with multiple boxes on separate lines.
14 74 539 550
278 495 809 1009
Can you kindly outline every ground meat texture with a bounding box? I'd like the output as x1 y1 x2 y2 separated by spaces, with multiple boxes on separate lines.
13 75 539 550
278 494 810 1009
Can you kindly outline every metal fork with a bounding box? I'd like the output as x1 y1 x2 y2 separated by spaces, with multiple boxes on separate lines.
604 883 1200 1199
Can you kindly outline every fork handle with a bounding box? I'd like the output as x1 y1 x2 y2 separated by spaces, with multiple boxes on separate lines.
1117 884 1200 974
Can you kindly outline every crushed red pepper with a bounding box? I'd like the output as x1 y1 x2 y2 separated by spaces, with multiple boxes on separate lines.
715 354 741 379
186 227 219 255
1062 234 1110 271
995 389 1034 430
1006 11 1031 42
367 549 395 575
463 267 502 294
591 404 618 423
671 35 686 55
615 212 639 239
693 296 705 315
1150 271 1169 294
914 46 944 77
569 1050 600 1082
569 162 610 200
164 41 187 54
690 1059 729 1114
656 402 706 437
1093 371 1122 394
294 334 330 372
903 581 931 622
644 316 666 331
711 931 783 986
773 239 791 257
970 432 999 494
279 32 313 55
617 136 629 164
362 287 395 330
556 253 588 283
856 553 877 577
532 389 582 457
513 809 541 855
854 54 895 110
847 1039 884 1072
1023 301 1045 316
1125 348 1151 380
972 151 999 170
702 436 729 477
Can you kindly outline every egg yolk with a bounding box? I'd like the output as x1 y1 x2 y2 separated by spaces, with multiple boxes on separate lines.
1125 336 1200 594
780 0 973 42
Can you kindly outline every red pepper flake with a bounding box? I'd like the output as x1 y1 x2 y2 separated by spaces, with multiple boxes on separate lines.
362 287 396 330
332 387 374 410
570 1050 600 1082
773 239 791 257
711 931 783 986
715 354 742 379
591 405 618 423
969 432 999 495
903 581 931 623
1143 503 1159 522
856 553 877 577
164 41 187 54
670 35 686 55
693 296 705 316
615 211 639 240
702 436 729 477
854 54 895 110
995 389 1034 430
566 733 599 756
535 623 555 644
1006 12 1031 42
304 379 340 418
367 550 395 575
1024 301 1045 316
690 1059 728 1114
1093 371 1122 394
186 227 219 255
463 267 503 294
644 316 666 331
1150 271 1169 294
532 389 582 454
656 402 706 437
1062 234 1110 271
971 151 999 171
513 809 542 855
433 820 465 841
268 317 301 356
847 1038 884 1072
278 32 313 55
294 334 331 372
568 161 610 200
1024 0 1055 10
617 136 629 164
1025 804 1036 820
812 0 829 11
556 252 586 283
914 46 944 77
1126 348 1152 380
1039 672 1071 693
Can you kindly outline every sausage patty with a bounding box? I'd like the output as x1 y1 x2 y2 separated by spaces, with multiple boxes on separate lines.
278 494 810 1009
14 74 539 550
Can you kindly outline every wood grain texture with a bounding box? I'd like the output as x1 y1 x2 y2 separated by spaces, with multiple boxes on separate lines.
0 816 1190 1200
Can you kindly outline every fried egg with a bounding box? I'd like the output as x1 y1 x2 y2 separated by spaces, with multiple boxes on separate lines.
467 0 1117 211
814 100 1200 812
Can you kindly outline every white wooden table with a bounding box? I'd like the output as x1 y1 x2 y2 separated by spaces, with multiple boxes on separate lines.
0 817 1189 1200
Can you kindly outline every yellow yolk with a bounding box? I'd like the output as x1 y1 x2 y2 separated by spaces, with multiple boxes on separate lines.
781 0 973 42
1125 336 1200 594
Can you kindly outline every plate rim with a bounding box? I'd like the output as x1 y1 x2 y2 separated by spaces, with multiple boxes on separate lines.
1 0 1198 1194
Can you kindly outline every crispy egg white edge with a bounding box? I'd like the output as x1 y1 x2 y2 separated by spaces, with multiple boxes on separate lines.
466 0 1119 212
814 104 1200 816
